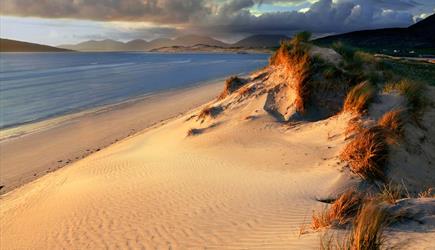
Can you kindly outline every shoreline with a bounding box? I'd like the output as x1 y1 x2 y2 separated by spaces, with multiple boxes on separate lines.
1 76 230 141
0 80 223 195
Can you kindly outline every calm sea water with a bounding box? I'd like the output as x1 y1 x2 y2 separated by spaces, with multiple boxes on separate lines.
0 52 268 128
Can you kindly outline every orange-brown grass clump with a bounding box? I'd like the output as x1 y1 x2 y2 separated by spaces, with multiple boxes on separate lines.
198 106 222 120
270 34 312 113
312 190 365 230
292 53 312 114
418 187 434 198
218 76 246 100
348 200 390 250
320 199 393 250
345 117 364 138
343 81 375 114
378 109 406 142
312 206 331 230
340 126 388 181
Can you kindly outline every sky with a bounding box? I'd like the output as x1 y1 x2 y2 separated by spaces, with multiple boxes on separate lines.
0 0 434 46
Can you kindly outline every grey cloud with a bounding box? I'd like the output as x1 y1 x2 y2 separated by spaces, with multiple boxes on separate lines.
1 0 433 38
78 26 180 41
197 0 422 36
1 0 211 23
219 0 256 15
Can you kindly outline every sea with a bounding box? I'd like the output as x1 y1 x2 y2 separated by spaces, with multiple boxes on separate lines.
0 52 269 129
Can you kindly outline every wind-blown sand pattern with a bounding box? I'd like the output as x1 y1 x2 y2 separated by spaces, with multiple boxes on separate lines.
0 81 223 194
0 65 353 249
0 114 351 249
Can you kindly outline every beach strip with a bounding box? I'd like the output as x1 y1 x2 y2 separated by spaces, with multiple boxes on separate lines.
0 81 222 194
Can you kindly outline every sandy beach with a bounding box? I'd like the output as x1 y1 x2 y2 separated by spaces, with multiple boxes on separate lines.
0 81 223 194
0 69 349 249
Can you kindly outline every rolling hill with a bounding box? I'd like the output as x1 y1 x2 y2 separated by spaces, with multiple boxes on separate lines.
0 38 71 52
314 13 435 55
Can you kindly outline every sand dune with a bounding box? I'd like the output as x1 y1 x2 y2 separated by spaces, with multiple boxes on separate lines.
0 67 354 249
1 45 434 249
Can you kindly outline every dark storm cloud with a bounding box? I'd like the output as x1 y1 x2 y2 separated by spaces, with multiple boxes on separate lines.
0 0 211 23
1 0 433 36
200 0 428 36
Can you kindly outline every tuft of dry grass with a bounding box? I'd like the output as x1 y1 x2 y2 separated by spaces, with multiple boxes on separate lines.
320 199 394 250
378 109 406 138
379 182 406 204
418 187 434 198
198 106 222 120
293 52 312 113
237 85 253 96
312 190 364 230
271 32 351 116
269 32 316 114
186 128 202 136
312 205 332 230
218 76 246 100
345 117 364 138
349 200 389 250
383 79 427 116
328 190 365 226
343 81 375 114
270 35 313 113
320 232 350 250
340 126 388 181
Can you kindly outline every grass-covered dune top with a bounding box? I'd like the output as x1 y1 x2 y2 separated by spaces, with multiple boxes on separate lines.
202 32 434 249
267 32 354 120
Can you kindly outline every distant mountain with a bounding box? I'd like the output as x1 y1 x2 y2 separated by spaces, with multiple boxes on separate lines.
315 13 435 54
149 44 271 53
60 39 126 51
125 39 149 51
232 34 289 48
0 38 71 52
173 35 228 47
58 34 288 52
145 38 175 50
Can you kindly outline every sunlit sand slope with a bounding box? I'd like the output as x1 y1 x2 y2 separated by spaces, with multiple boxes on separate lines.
0 66 352 249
